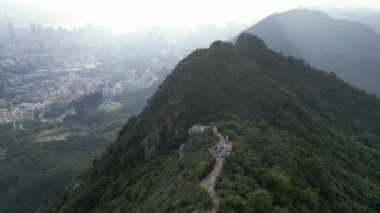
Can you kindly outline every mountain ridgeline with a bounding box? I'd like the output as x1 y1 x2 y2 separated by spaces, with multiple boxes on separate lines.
40 34 380 212
242 9 380 96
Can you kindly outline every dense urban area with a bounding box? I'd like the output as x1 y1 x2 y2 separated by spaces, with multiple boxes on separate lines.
0 22 196 131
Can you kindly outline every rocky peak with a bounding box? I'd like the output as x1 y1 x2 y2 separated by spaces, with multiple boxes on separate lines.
235 33 267 51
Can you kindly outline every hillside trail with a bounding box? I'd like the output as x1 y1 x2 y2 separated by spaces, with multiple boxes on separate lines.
192 124 232 213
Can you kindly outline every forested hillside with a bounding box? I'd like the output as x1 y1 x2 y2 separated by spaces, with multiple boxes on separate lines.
40 33 380 213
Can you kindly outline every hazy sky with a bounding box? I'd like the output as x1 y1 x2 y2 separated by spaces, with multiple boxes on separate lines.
5 0 380 32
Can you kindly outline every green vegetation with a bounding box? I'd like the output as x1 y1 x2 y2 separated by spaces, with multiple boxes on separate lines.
40 34 380 212
103 130 215 212
0 84 158 213
98 101 123 112
216 120 379 212
0 125 109 213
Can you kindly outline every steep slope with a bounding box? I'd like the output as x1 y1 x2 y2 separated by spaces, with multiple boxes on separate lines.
40 34 380 212
242 9 380 96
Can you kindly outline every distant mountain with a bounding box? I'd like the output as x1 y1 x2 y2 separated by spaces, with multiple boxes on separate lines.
356 12 380 33
40 34 380 212
241 9 380 96
313 7 380 34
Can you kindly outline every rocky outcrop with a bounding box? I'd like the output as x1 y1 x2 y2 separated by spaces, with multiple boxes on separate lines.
141 112 184 159
188 125 204 137
187 124 232 159
141 128 161 159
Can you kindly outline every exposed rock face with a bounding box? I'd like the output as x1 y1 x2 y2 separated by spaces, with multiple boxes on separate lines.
188 125 203 137
186 124 232 158
141 128 160 159
141 113 184 159
188 124 212 137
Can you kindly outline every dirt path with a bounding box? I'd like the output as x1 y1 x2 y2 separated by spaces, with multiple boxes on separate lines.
200 158 224 213
192 125 232 213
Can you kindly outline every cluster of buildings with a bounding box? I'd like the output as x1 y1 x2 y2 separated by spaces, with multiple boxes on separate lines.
0 100 52 130
0 38 183 131
0 22 184 58
0 14 195 131
0 61 167 130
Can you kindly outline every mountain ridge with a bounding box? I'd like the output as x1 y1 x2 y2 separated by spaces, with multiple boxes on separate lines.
241 9 380 96
40 33 380 212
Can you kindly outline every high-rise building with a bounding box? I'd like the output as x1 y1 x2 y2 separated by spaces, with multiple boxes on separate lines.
0 1 8 38
0 1 16 40
30 23 37 36
3 1 16 39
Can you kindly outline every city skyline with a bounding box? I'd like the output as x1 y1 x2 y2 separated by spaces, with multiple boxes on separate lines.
2 0 380 32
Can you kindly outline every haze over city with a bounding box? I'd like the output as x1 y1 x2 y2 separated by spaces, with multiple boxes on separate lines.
2 0 380 32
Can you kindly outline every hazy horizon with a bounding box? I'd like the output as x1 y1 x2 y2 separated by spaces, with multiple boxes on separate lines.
2 0 380 32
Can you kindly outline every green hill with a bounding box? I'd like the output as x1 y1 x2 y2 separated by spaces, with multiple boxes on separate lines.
242 9 380 96
40 33 380 213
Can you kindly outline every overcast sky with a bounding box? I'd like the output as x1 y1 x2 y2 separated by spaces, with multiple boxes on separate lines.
4 0 380 32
